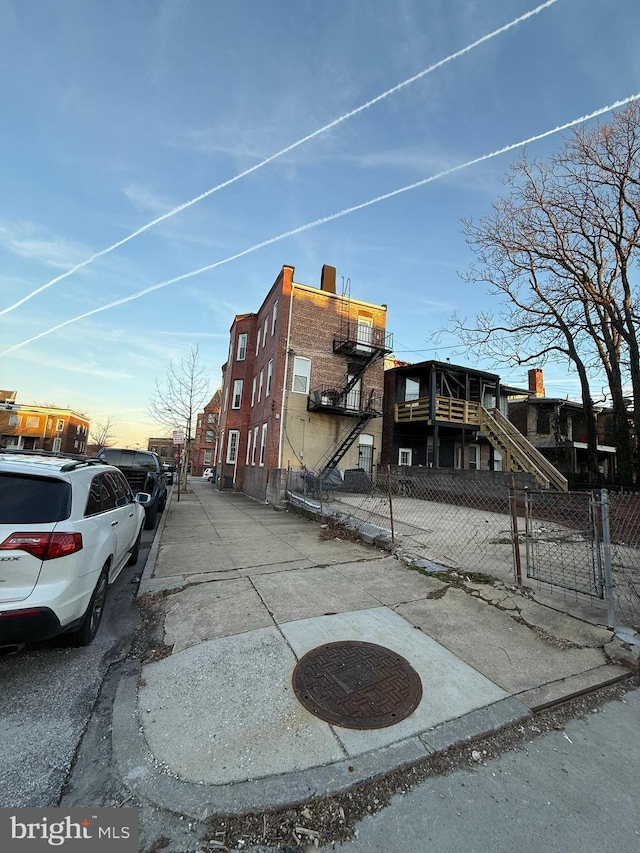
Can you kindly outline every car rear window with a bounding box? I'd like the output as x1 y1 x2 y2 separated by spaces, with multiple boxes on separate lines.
99 450 158 470
0 474 72 523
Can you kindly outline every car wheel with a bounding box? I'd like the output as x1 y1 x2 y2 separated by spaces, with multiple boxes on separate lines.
158 492 167 513
70 566 108 647
126 527 142 566
144 503 158 530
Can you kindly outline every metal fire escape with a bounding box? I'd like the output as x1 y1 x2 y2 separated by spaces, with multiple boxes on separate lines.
308 314 393 473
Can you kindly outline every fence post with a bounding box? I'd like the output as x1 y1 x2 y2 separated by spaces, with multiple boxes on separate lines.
509 473 522 586
386 464 395 545
600 489 616 629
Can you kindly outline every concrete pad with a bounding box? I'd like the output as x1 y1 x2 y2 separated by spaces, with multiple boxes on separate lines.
251 565 383 623
333 557 448 605
225 540 302 567
153 542 233 577
139 627 347 784
160 524 221 543
163 578 274 651
281 533 382 562
238 559 316 577
516 599 614 647
396 589 608 694
280 607 508 756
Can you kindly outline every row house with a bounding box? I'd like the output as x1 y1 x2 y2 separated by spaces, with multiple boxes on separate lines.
192 392 221 476
215 264 391 497
382 361 568 491
0 395 90 455
508 369 616 482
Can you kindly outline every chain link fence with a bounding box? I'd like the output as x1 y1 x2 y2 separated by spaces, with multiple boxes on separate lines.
285 466 640 631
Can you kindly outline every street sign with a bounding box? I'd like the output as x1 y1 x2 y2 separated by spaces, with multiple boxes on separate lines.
173 430 185 444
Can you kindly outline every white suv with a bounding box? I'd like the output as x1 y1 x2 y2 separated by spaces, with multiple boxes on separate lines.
0 450 149 649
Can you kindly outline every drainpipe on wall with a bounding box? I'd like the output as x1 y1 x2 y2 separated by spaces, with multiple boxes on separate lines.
278 285 295 469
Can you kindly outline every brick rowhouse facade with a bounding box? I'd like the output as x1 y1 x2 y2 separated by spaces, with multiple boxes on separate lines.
0 397 90 454
192 392 221 476
215 264 390 495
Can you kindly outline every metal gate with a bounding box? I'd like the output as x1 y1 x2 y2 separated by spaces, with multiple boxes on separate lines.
513 487 639 630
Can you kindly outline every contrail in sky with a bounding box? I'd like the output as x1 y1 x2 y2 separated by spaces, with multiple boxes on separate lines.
3 91 637 359
0 0 559 317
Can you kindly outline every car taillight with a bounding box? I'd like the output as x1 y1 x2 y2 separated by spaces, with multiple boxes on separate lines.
0 532 83 560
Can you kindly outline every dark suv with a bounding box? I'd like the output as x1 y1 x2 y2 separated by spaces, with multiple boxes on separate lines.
97 449 167 529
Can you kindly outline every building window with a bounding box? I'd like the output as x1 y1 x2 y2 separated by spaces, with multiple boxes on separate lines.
292 356 311 394
271 301 278 335
206 430 214 443
262 319 268 348
207 412 215 424
8 414 20 426
237 333 247 361
536 409 551 434
251 426 259 465
259 423 267 466
399 448 412 466
204 449 212 465
468 445 479 470
258 369 264 402
232 379 243 409
256 333 260 356
56 419 65 431
405 378 420 402
266 360 273 397
245 431 252 464
227 430 239 464
493 450 503 472
26 416 40 428
218 430 224 464
251 376 257 407
223 385 229 412
52 437 62 452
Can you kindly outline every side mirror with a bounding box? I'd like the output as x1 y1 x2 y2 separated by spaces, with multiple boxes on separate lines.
135 492 151 505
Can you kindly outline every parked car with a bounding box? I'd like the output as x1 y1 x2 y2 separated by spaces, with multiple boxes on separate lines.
202 468 213 480
97 448 167 530
0 449 149 648
162 463 175 485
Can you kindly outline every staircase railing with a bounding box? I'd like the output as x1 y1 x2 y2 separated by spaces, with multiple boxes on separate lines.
480 407 568 491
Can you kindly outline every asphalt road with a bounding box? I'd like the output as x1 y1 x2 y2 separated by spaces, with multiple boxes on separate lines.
0 517 157 809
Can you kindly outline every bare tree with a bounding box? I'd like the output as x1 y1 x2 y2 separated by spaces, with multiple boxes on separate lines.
148 345 211 487
455 103 640 485
89 417 117 452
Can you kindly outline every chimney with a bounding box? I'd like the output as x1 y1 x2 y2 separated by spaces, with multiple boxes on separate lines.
320 264 336 294
528 368 545 398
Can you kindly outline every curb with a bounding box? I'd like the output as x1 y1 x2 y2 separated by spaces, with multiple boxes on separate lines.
137 485 174 597
112 663 531 819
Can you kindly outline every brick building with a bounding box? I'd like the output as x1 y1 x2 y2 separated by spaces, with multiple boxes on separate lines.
192 391 221 477
215 264 391 498
0 392 90 454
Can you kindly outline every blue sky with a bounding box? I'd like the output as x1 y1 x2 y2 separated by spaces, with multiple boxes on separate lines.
1 0 639 446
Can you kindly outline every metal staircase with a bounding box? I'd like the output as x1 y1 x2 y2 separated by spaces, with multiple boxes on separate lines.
480 407 568 491
317 410 376 474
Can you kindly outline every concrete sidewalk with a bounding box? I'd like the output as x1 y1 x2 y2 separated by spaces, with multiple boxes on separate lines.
113 479 630 819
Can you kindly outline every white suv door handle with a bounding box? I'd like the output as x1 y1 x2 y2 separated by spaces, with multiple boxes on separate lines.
111 521 118 526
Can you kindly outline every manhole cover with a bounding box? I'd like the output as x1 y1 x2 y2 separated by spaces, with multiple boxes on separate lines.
292 640 422 729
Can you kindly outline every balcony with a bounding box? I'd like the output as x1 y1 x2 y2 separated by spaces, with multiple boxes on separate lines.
308 386 383 417
395 396 482 426
333 322 393 357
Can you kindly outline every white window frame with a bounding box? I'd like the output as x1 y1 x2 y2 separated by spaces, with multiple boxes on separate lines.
398 448 412 466
251 426 259 465
226 430 239 464
251 376 257 407
222 385 229 412
52 436 62 452
271 300 278 335
237 333 247 361
262 319 268 348
266 359 273 397
245 430 252 464
292 356 311 394
256 333 260 356
468 445 479 470
259 423 267 466
493 449 503 472
203 449 212 465
405 378 420 402
56 418 65 432
205 430 214 443
258 369 264 403
232 379 243 409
